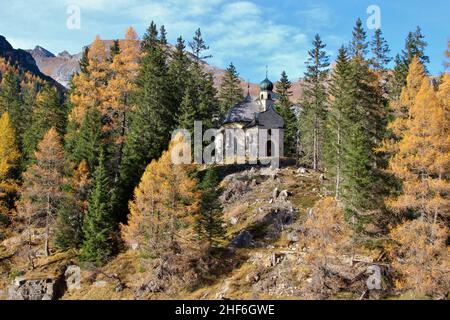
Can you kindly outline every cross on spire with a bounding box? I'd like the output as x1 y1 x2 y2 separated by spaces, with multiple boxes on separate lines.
265 65 268 78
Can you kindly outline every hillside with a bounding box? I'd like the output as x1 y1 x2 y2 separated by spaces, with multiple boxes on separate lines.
0 165 391 300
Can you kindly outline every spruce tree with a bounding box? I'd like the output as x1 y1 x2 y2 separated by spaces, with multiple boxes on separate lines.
196 167 226 251
80 151 114 265
370 29 392 72
218 62 243 119
69 107 103 173
115 22 175 222
109 39 120 61
168 36 191 113
299 34 330 170
341 56 386 227
160 25 167 46
389 27 429 100
178 30 219 132
23 85 65 163
0 71 24 139
275 71 297 157
79 47 90 74
324 47 352 200
349 18 368 58
56 160 91 250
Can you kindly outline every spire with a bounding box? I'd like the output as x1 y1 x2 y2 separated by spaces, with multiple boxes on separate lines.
265 65 268 79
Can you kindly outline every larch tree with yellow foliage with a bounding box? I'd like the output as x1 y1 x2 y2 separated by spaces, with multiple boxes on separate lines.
99 27 140 182
386 75 449 222
389 219 449 298
122 134 200 257
381 57 427 156
0 112 20 217
18 128 65 257
384 59 449 298
65 35 109 170
301 197 352 299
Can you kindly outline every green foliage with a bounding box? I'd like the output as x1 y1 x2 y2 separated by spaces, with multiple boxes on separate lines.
299 34 330 170
80 152 115 265
67 107 103 172
55 192 84 250
115 22 175 223
22 85 65 163
109 39 121 61
218 62 243 119
196 167 226 251
350 18 368 58
169 36 191 113
0 71 26 139
370 29 392 72
275 71 297 157
389 26 429 100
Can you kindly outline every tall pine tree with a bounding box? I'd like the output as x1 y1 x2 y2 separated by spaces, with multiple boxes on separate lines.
116 22 175 222
218 62 243 119
275 71 297 157
80 151 115 265
299 34 330 170
196 167 226 251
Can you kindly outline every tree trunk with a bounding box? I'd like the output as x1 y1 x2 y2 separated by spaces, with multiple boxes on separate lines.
44 193 50 257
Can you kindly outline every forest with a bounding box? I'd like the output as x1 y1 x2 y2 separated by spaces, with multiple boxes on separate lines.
0 18 448 300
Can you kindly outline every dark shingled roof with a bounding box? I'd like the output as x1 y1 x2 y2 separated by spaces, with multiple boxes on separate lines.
223 94 262 124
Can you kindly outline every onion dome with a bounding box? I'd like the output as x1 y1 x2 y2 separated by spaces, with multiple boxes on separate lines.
260 77 274 91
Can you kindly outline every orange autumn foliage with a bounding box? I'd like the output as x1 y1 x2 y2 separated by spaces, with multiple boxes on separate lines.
121 134 200 255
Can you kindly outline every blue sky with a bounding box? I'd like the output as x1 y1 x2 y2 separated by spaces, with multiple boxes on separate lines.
0 0 448 81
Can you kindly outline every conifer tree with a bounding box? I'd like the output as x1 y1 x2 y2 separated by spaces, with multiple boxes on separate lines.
80 151 115 265
389 219 449 298
0 113 20 215
389 27 429 100
122 135 200 255
189 28 212 61
0 71 24 138
23 85 65 163
178 29 219 132
218 63 243 118
169 36 191 112
65 35 109 169
115 23 175 222
79 47 90 74
100 27 140 182
56 160 91 250
160 25 168 46
381 57 427 157
299 34 330 170
275 71 297 157
18 128 65 256
109 40 120 61
340 55 386 223
324 47 352 199
69 107 103 172
370 29 392 72
196 167 225 251
385 74 449 222
349 18 368 58
68 35 109 127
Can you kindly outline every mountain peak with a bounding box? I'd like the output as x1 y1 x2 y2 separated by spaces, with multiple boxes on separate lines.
30 45 55 58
